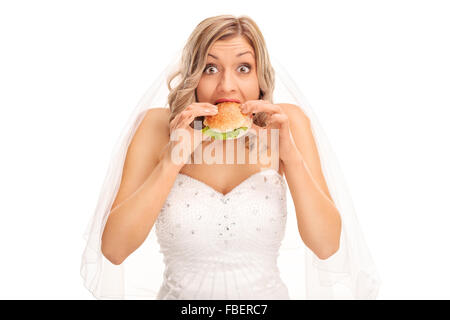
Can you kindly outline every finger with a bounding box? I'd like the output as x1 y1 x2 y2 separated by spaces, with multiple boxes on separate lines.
241 102 281 115
192 105 218 123
170 112 183 132
180 114 198 130
269 113 289 123
184 107 217 130
177 105 218 127
171 106 198 130
266 113 289 129
242 99 269 105
193 102 218 111
191 103 218 115
241 99 270 107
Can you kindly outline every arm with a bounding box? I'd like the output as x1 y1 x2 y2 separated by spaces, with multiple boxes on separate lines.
101 109 182 265
279 104 342 260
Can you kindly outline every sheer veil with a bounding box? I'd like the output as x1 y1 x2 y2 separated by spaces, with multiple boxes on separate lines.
80 47 381 300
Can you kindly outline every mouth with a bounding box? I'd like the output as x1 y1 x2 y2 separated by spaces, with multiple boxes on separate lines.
214 98 241 105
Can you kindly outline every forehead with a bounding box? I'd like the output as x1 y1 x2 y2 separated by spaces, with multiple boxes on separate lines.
208 36 255 58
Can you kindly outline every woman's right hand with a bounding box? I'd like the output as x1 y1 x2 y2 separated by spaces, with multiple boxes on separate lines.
165 102 218 168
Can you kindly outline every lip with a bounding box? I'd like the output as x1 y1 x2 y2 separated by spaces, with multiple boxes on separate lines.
214 98 241 105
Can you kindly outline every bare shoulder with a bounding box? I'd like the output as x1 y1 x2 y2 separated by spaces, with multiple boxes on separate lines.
278 103 333 203
141 107 171 133
110 107 170 211
278 103 311 124
134 107 171 161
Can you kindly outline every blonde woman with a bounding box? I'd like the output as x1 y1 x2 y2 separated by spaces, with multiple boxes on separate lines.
81 15 380 300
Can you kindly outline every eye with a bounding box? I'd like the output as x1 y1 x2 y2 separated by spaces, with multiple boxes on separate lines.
203 63 252 75
238 64 251 73
204 64 218 74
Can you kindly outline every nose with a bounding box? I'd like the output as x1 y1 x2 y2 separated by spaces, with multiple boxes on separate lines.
217 69 238 93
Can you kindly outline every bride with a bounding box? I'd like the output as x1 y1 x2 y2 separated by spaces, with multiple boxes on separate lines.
81 14 381 300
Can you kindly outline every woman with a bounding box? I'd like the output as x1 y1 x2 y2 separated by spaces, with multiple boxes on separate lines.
81 14 381 300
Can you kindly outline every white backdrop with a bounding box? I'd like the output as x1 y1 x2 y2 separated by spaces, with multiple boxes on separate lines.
1 0 449 299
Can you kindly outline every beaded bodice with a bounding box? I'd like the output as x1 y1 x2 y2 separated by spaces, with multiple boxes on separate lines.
154 168 290 299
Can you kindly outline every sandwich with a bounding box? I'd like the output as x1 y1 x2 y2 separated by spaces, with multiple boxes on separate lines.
202 101 252 140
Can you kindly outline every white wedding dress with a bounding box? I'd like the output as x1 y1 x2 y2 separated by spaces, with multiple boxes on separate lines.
154 168 291 300
81 54 381 300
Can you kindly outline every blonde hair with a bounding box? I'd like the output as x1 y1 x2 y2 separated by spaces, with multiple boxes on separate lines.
166 15 275 127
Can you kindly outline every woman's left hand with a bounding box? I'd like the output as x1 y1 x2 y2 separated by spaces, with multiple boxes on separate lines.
240 100 302 164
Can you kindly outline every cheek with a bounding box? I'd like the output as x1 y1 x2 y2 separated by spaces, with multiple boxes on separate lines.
196 80 209 98
245 76 260 97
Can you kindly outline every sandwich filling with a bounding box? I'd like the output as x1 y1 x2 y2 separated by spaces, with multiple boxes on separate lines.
201 125 249 140
202 101 252 140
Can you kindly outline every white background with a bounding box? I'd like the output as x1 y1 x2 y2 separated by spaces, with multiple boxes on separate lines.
1 0 449 299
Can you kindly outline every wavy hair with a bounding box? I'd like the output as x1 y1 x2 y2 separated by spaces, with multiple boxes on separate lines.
166 15 275 128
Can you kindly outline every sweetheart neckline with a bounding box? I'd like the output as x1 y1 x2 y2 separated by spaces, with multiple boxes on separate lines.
177 168 283 198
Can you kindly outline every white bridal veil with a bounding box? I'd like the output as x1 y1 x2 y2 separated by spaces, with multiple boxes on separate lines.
80 45 381 300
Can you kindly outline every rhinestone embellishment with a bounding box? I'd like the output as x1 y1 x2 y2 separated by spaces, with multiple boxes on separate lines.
159 169 287 262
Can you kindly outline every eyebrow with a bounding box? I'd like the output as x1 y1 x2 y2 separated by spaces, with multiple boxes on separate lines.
207 51 254 60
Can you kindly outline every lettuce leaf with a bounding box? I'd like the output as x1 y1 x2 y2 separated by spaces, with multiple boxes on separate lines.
202 126 248 140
